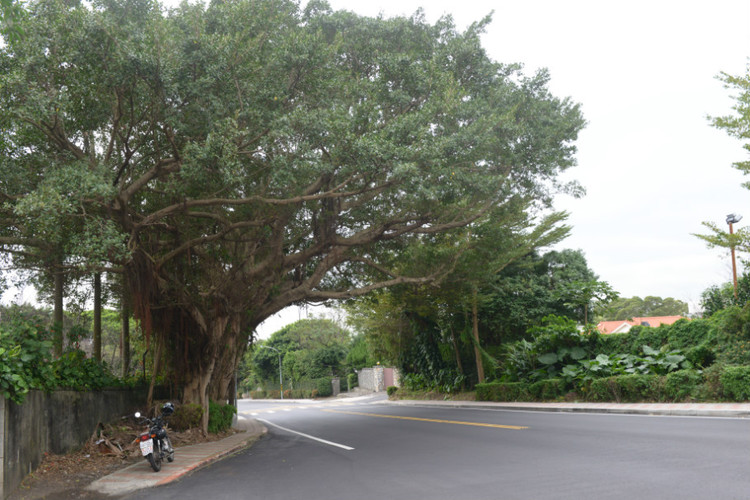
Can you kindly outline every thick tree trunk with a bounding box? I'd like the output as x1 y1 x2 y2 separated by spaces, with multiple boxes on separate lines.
93 273 102 361
147 339 163 413
181 316 229 434
183 356 217 435
208 314 244 403
120 297 130 378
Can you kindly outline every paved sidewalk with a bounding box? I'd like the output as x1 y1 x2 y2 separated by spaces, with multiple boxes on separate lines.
384 399 750 418
86 418 267 497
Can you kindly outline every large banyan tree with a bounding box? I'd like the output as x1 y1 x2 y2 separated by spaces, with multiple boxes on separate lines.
0 0 584 430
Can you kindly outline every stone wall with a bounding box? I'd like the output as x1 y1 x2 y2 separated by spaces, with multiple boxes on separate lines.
358 366 385 392
1 388 150 499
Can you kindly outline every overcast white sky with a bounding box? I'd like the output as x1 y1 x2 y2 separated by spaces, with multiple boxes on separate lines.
256 0 750 335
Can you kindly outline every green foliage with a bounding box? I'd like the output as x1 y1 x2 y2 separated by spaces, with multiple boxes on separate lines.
51 349 122 390
685 343 716 368
599 296 689 321
0 320 55 403
475 382 530 402
556 279 618 325
0 0 584 414
400 328 466 392
719 366 750 400
587 374 664 402
386 386 398 397
315 377 333 398
244 319 354 393
502 315 599 382
207 401 236 434
345 334 375 371
0 318 125 403
169 403 204 431
700 274 750 318
528 379 566 400
664 370 702 401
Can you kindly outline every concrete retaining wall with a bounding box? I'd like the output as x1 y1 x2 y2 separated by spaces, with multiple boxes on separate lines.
1 388 150 499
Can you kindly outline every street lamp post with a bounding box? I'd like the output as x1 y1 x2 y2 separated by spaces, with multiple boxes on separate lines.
726 213 743 300
260 345 283 400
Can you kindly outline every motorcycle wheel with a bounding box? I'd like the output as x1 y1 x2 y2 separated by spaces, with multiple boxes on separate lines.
147 443 162 472
165 436 175 463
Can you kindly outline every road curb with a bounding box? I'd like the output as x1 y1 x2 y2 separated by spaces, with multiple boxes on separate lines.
382 399 750 418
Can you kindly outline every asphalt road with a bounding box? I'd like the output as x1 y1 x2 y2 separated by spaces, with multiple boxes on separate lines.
123 398 750 500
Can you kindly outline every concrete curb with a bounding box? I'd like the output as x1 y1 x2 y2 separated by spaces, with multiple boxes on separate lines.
382 399 750 418
86 419 267 496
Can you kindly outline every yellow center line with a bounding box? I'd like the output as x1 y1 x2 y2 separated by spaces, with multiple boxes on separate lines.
321 409 528 430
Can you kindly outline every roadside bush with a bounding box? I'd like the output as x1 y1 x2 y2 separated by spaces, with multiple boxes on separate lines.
290 388 313 399
719 365 750 400
667 319 711 350
208 401 236 433
249 390 266 399
685 343 715 368
169 403 203 431
503 315 599 382
51 350 122 390
528 379 566 400
0 321 55 403
587 375 663 402
664 370 701 401
476 382 530 402
347 373 358 389
695 363 724 400
315 377 333 397
386 386 398 397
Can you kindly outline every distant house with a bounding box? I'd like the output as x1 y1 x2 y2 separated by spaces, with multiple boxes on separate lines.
596 316 685 335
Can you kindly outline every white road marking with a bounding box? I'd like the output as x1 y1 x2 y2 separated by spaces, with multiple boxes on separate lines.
258 419 355 451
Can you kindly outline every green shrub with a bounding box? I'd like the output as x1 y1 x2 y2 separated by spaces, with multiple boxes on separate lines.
667 319 711 350
0 321 55 403
347 373 358 389
249 390 266 399
208 401 236 433
315 377 333 397
386 386 398 397
476 382 530 402
290 388 312 399
664 370 701 401
169 403 203 431
695 364 724 400
685 344 715 368
528 379 566 400
587 375 663 402
719 365 750 400
51 350 122 390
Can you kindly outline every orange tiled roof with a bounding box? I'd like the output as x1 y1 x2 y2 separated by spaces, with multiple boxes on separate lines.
596 316 685 334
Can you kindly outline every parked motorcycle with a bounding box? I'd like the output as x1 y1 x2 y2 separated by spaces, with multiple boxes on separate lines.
134 402 175 472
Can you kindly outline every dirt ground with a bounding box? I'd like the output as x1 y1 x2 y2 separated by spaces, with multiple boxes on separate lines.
7 419 240 500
